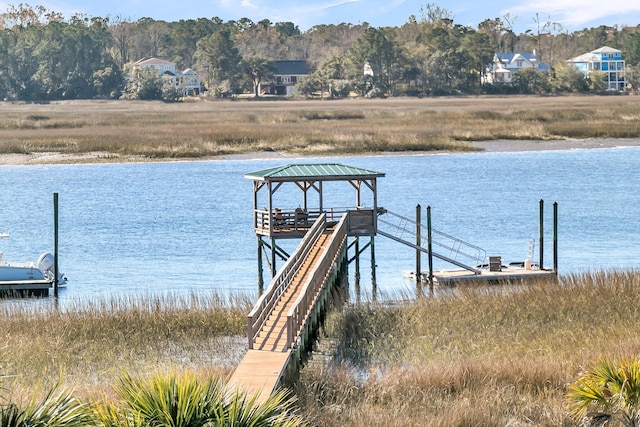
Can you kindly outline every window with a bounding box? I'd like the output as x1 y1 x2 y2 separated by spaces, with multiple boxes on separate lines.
516 61 523 67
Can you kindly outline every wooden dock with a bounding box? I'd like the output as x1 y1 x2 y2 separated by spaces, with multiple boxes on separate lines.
228 213 348 403
421 267 557 286
0 280 52 297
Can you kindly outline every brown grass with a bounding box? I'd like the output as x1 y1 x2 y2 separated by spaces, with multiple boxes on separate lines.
1 95 640 162
3 271 640 425
0 292 251 402
297 270 640 426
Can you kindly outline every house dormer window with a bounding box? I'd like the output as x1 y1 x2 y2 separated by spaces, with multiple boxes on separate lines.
516 61 523 67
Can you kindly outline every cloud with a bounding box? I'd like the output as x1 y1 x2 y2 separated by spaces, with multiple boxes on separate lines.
507 0 640 30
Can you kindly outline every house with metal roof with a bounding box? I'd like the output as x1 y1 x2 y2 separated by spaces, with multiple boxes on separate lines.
484 51 551 85
133 57 202 96
567 46 626 90
261 60 309 96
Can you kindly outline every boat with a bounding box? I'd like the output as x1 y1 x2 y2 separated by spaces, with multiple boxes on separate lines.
0 233 67 294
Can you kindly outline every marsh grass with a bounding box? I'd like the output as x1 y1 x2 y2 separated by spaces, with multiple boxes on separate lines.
2 95 640 162
297 270 640 426
5 271 640 425
0 292 251 401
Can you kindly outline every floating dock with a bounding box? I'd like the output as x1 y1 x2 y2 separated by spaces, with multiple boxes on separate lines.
0 280 52 297
405 266 558 286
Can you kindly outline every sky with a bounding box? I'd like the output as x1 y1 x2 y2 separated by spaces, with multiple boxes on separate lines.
5 0 640 34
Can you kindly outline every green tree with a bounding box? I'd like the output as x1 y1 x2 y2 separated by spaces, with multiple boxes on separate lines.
623 32 640 67
275 21 300 37
121 66 162 100
511 67 550 94
168 17 220 68
315 53 348 98
550 64 588 92
195 27 242 94
242 56 275 97
348 27 401 96
567 358 640 427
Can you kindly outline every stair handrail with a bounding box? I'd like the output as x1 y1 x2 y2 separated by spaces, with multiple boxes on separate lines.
286 213 348 349
247 213 328 349
377 208 487 270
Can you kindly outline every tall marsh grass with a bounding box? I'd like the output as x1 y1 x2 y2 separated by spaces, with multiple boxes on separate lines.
297 270 640 426
2 95 640 162
4 270 640 425
0 292 251 401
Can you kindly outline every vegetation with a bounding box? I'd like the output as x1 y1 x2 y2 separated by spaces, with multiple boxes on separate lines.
92 371 303 426
567 358 640 426
1 3 640 100
0 292 250 400
296 270 640 426
1 96 640 163
4 271 640 425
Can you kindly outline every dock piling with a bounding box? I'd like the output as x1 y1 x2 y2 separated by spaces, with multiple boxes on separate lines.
415 204 421 285
539 199 544 270
53 192 59 298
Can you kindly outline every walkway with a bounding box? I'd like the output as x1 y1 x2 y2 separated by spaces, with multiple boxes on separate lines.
228 213 347 403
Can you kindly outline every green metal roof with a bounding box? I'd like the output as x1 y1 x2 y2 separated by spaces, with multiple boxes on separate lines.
245 163 385 181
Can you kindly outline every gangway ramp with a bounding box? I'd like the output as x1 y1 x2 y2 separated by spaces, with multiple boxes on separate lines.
228 213 348 403
377 208 485 274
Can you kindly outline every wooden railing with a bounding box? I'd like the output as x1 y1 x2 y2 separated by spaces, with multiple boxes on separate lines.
247 213 328 349
254 207 363 232
285 213 348 349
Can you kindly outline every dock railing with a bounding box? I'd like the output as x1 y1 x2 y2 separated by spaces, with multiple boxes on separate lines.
247 213 328 349
377 208 486 272
254 207 360 232
286 213 348 349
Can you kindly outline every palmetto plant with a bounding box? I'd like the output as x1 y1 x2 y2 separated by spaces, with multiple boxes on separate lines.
93 371 304 427
0 385 92 427
566 358 640 427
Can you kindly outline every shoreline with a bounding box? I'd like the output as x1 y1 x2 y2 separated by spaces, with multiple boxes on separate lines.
1 138 639 166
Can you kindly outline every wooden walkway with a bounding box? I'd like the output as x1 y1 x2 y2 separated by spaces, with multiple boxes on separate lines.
228 213 347 403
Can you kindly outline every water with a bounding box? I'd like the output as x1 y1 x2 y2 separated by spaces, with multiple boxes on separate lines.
1 145 639 305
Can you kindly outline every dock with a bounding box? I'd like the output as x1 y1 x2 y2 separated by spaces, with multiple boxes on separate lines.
235 163 560 403
0 279 52 297
405 266 557 286
228 213 348 403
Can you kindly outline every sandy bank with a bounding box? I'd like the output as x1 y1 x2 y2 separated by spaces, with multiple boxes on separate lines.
1 138 639 166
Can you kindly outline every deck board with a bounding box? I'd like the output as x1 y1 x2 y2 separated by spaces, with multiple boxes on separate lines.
230 229 335 403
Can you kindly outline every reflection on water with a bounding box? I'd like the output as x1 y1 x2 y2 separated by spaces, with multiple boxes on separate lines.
0 146 639 305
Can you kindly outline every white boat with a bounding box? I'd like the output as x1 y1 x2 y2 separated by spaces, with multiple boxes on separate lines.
0 233 67 289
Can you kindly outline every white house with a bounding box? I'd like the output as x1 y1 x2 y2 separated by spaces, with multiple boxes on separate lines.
133 57 202 96
484 51 550 84
567 46 626 91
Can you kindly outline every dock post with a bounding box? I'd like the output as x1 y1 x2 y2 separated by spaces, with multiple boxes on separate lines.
354 236 360 286
53 192 59 298
270 236 277 278
370 235 376 286
553 202 558 273
539 199 544 270
427 205 434 294
415 204 421 285
257 236 264 293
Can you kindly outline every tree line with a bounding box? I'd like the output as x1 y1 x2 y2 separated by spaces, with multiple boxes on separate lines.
1 3 640 101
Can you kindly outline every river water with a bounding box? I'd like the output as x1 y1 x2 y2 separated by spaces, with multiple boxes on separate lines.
1 145 639 305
